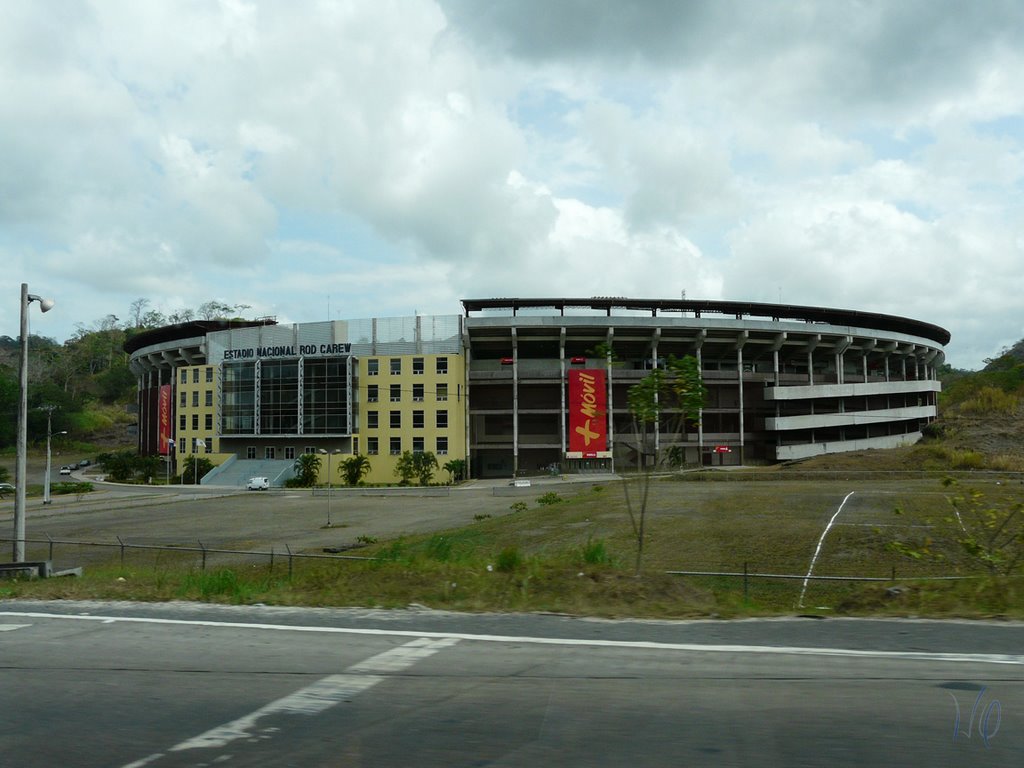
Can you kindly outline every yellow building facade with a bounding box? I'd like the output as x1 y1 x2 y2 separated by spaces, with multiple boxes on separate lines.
356 352 466 483
133 315 466 487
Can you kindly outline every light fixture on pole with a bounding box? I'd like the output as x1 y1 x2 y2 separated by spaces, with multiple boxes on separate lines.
166 438 176 485
43 406 67 505
14 283 55 562
193 440 206 486
318 448 342 527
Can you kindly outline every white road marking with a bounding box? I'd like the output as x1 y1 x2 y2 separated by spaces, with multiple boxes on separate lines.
799 490 856 608
4 610 1024 666
0 624 30 631
123 636 459 765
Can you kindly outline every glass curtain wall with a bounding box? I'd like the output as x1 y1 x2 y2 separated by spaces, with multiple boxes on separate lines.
221 362 255 434
220 358 351 436
303 358 349 434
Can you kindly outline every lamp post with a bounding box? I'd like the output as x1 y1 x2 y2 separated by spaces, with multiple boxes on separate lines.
318 448 342 527
166 438 176 485
193 440 206 486
43 407 67 505
14 283 55 562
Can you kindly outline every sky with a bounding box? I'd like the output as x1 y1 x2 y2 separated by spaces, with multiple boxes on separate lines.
2 0 1023 370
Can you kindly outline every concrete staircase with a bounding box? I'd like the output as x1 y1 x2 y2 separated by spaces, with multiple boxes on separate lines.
204 458 295 488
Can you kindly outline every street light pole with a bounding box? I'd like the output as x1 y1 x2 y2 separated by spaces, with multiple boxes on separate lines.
319 448 341 527
43 407 67 505
14 283 55 562
194 440 206 486
166 438 176 485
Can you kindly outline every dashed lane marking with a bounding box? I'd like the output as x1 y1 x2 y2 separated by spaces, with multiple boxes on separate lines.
122 636 459 766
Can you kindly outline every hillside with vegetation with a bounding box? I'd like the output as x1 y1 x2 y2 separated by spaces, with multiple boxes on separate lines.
0 298 251 456
796 341 1024 472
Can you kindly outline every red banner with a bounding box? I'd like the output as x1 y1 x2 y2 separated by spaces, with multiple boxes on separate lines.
158 384 172 454
568 369 607 455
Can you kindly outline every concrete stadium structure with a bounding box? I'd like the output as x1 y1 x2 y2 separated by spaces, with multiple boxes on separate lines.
462 298 948 475
126 298 949 483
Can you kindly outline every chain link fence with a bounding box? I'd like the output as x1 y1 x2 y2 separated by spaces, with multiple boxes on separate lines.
664 567 978 611
2 535 983 613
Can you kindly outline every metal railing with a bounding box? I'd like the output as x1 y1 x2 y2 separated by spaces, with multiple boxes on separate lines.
1 535 373 580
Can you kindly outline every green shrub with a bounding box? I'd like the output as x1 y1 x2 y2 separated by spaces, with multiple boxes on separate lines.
496 546 522 572
510 501 528 513
179 569 250 600
375 540 407 563
51 482 93 495
425 535 453 562
989 454 1024 472
958 386 1020 415
537 492 563 506
581 536 613 566
949 449 985 470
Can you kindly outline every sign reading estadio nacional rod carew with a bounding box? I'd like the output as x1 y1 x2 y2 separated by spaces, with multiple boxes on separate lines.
568 368 607 457
221 342 351 361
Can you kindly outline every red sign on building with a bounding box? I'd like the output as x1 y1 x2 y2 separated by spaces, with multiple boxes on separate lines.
158 384 172 454
568 369 607 455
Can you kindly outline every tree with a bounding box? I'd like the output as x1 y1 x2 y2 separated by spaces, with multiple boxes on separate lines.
129 298 150 328
168 308 196 323
443 458 466 484
394 450 437 485
96 361 136 403
623 354 707 575
180 457 213 485
413 451 438 486
135 454 162 482
893 478 1024 576
339 454 371 486
140 309 167 328
394 451 417 485
198 300 252 320
96 450 139 483
293 453 322 487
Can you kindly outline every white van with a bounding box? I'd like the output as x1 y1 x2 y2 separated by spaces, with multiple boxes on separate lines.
246 477 270 491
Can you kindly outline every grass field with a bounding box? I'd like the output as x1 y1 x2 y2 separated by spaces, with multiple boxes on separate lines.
3 472 1021 619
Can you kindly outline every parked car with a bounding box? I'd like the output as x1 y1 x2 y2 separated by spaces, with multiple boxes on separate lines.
246 477 270 491
0 482 14 496
78 459 91 468
59 465 73 476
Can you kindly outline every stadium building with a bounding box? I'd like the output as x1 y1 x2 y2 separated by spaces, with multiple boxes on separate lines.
125 298 949 485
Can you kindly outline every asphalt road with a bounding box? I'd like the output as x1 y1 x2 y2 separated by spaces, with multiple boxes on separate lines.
1 601 1021 767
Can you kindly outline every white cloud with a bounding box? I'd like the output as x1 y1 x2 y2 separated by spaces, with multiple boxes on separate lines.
2 0 1023 369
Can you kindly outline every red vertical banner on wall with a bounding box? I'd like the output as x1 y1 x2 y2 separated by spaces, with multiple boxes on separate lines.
158 384 172 454
568 369 607 456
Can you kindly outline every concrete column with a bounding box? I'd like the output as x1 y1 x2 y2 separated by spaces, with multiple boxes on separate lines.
463 332 473 480
737 345 745 465
696 343 704 461
512 328 519 477
606 327 615 471
559 327 566 458
296 356 304 435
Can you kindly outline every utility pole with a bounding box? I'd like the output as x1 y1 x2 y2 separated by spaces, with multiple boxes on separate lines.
41 405 66 505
